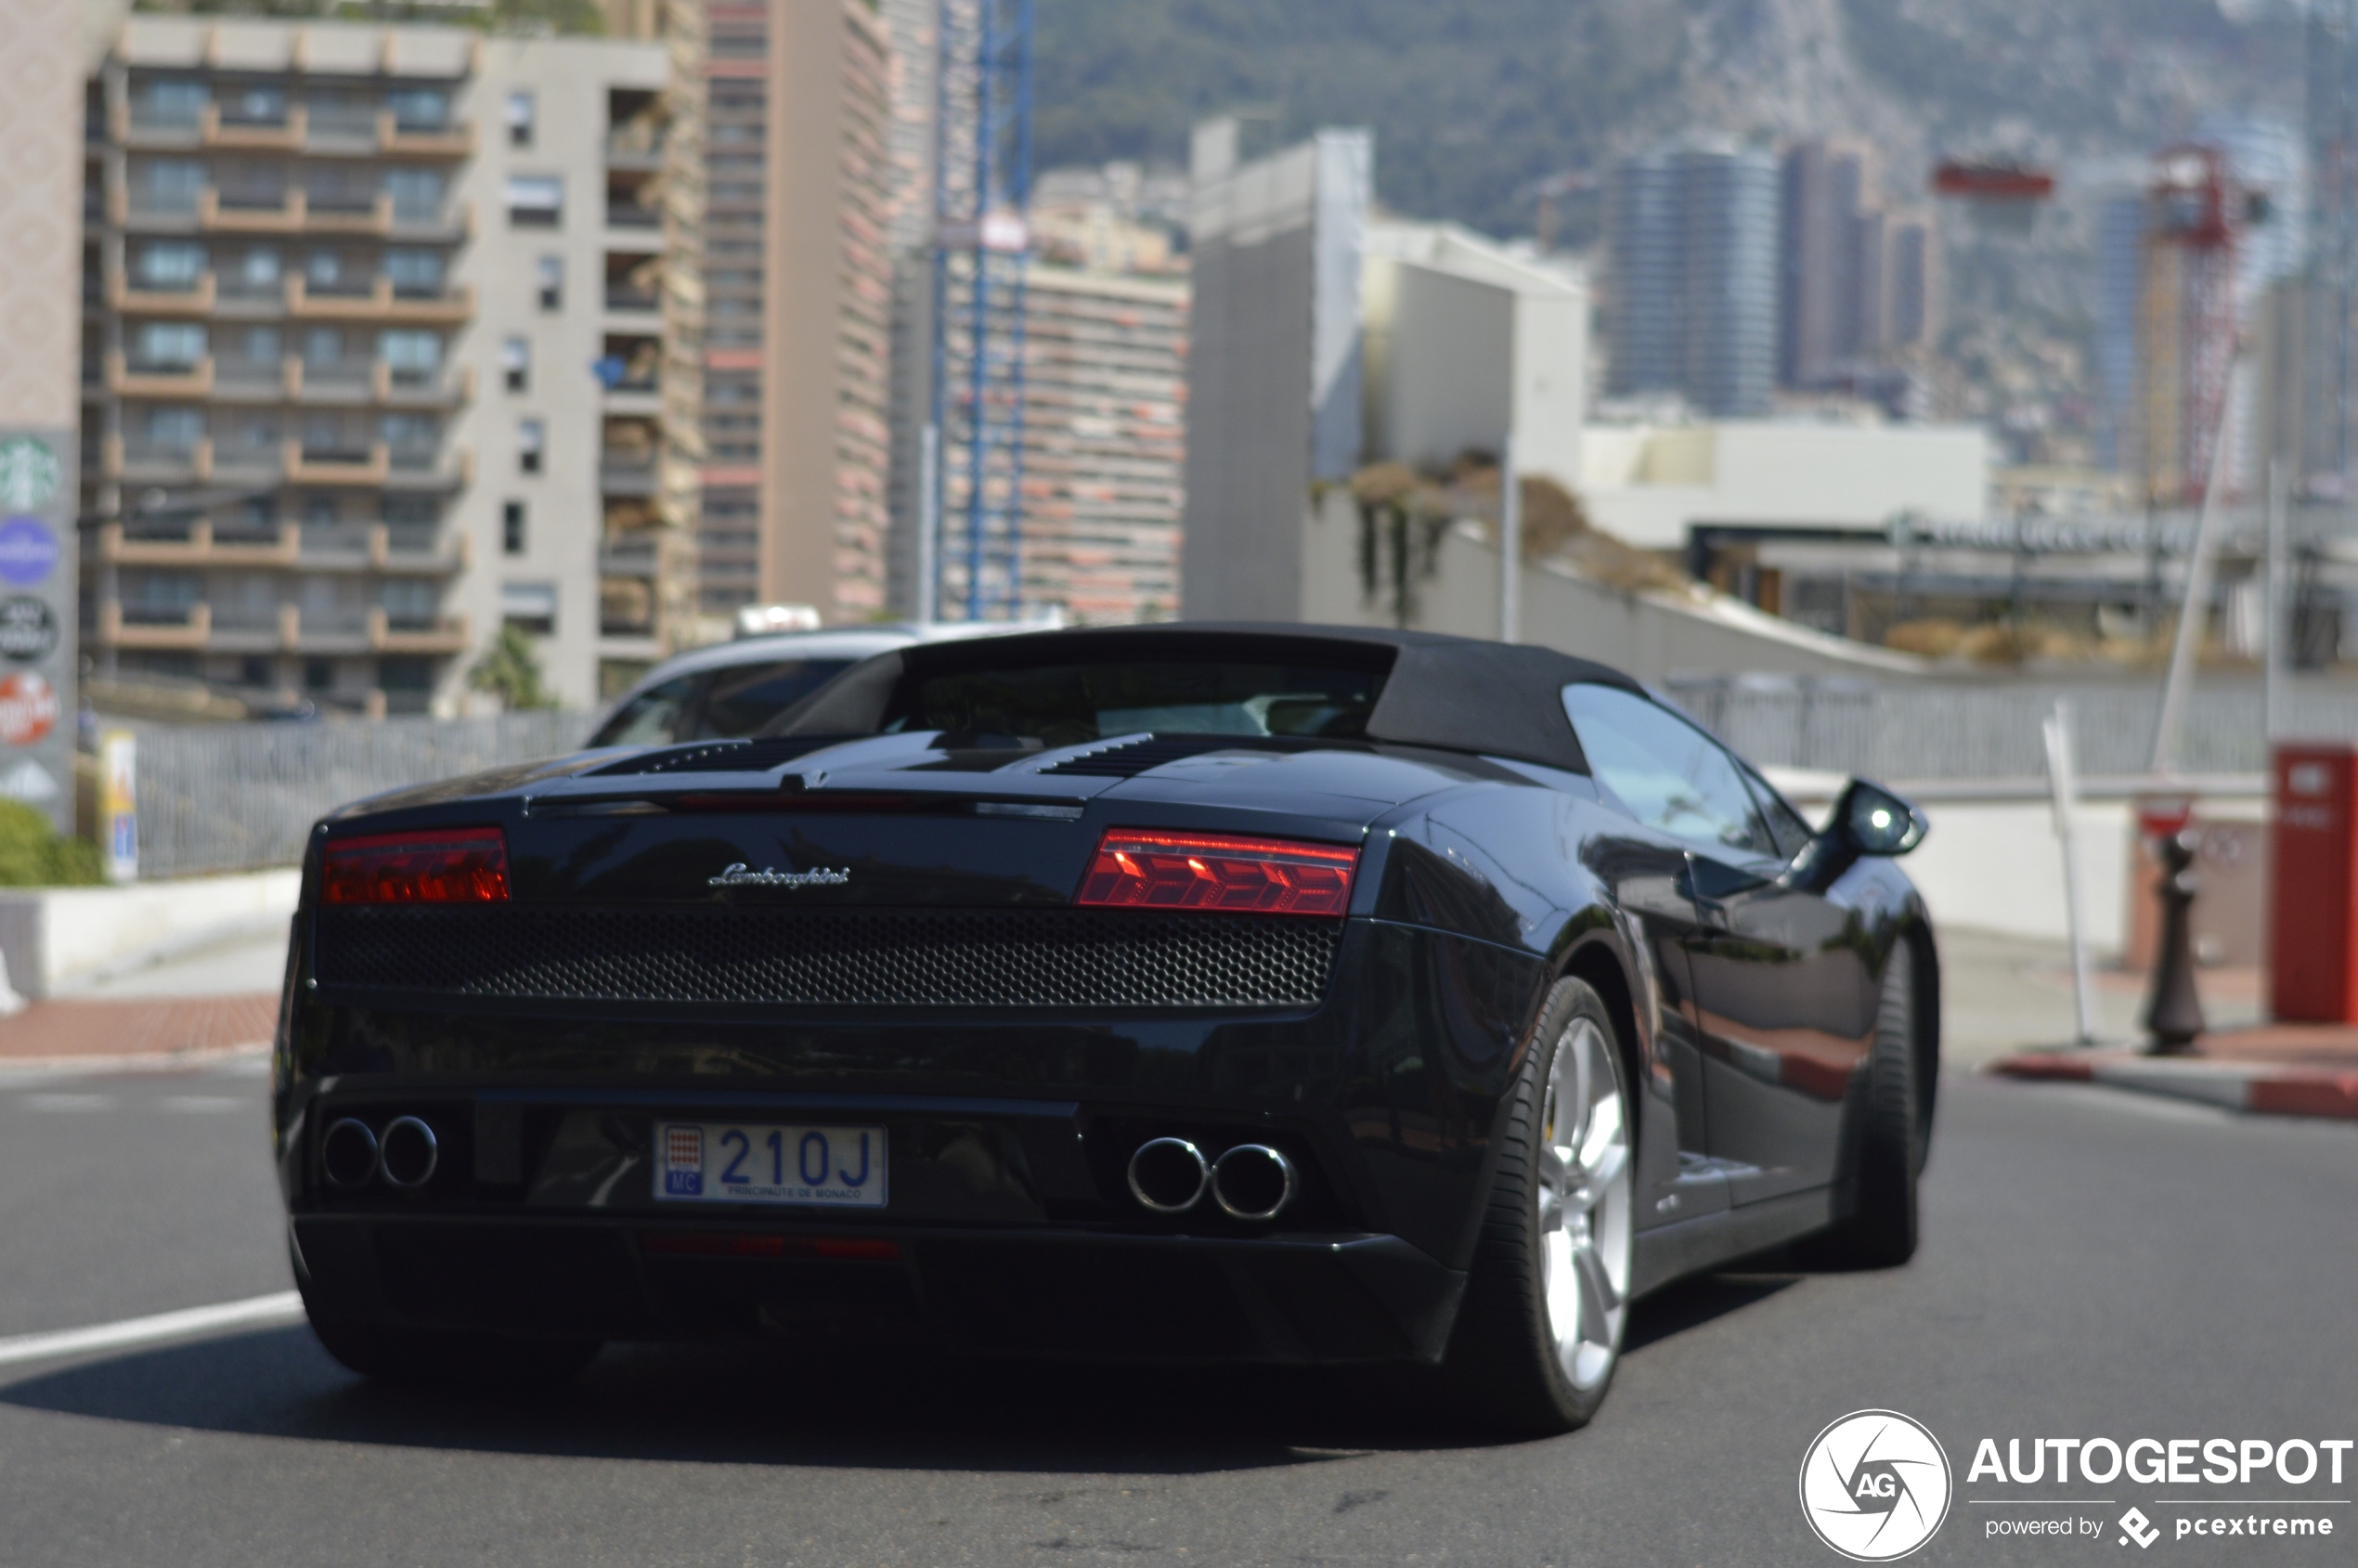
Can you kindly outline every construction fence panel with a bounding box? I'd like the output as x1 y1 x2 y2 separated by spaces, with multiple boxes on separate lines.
131 712 597 880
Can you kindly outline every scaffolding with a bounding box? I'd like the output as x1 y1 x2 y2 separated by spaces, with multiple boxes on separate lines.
926 0 1035 621
2139 146 2242 507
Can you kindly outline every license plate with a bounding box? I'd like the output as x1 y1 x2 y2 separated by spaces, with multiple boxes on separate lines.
653 1121 887 1208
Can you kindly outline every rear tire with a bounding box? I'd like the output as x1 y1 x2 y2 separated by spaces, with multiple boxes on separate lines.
297 1270 601 1388
1440 978 1635 1436
1810 940 1922 1269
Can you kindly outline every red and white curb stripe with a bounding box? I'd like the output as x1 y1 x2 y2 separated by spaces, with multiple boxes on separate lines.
1993 1052 2358 1120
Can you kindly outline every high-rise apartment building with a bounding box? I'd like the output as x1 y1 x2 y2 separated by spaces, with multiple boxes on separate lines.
663 0 896 628
1015 265 1189 623
1778 139 1939 397
81 17 702 713
1606 137 1778 418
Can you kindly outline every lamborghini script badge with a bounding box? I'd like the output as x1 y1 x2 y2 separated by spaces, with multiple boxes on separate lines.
707 862 850 888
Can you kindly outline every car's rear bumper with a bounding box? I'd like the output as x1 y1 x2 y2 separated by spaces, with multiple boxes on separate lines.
290 1213 1465 1365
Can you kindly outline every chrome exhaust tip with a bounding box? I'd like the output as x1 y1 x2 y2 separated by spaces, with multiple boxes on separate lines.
378 1115 440 1190
321 1118 380 1189
1211 1144 1296 1222
1126 1136 1210 1213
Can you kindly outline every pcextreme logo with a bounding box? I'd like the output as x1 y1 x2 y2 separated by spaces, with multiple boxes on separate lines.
1800 1409 1955 1562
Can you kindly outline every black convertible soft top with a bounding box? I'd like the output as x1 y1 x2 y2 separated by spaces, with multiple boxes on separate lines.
768 623 1642 773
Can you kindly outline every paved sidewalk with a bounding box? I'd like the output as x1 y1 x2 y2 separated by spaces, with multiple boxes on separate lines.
1993 1040 2358 1120
0 993 277 1069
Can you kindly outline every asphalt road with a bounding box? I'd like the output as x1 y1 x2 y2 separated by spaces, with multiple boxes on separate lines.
0 1058 2352 1568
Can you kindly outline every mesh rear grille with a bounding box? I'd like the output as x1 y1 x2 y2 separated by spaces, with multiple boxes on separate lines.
315 906 1342 1009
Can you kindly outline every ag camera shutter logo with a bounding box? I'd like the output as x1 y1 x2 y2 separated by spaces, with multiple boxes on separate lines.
1800 1409 1953 1562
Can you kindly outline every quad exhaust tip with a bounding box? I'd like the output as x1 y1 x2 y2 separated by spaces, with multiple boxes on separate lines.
1126 1137 1297 1221
379 1116 440 1189
321 1118 379 1189
1126 1136 1209 1213
1212 1144 1296 1222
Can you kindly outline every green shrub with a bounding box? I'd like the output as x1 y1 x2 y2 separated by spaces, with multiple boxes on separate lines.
0 801 106 888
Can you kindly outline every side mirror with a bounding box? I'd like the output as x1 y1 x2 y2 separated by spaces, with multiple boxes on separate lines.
1833 778 1928 857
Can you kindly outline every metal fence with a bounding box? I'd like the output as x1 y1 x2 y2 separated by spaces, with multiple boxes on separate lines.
131 711 596 879
1664 677 2358 782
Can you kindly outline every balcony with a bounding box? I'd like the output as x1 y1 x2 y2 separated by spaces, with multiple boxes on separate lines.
97 599 210 650
201 101 306 151
303 99 382 149
370 606 470 654
379 110 473 158
108 270 215 314
382 521 470 573
604 125 667 170
292 606 373 653
599 536 662 578
106 352 213 397
300 521 376 566
380 361 473 408
605 199 664 231
206 600 289 653
284 438 388 485
213 356 288 397
388 199 473 242
382 445 471 491
292 356 374 401
97 519 299 567
305 190 395 235
599 450 659 497
286 275 473 323
603 283 661 314
114 435 213 483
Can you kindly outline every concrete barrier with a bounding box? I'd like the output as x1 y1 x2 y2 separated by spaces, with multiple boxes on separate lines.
0 870 299 1000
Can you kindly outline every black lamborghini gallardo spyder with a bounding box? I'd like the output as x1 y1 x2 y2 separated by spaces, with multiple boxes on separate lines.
274 625 1937 1433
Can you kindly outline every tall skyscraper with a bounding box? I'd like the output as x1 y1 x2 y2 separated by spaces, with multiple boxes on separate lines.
1608 137 1778 418
624 0 897 629
1778 139 1940 398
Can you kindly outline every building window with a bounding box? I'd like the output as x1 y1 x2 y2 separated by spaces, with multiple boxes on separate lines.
517 418 544 474
384 249 444 298
502 500 526 555
537 254 562 311
506 90 535 148
133 321 206 369
133 242 205 289
386 167 446 224
501 581 557 635
304 656 334 692
501 335 529 392
387 87 447 132
506 175 562 228
240 246 280 287
380 330 441 387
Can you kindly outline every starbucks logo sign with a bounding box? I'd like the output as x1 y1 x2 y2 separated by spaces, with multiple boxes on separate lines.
0 439 58 512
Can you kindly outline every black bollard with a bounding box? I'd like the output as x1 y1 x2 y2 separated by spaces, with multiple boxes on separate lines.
2142 826 2205 1054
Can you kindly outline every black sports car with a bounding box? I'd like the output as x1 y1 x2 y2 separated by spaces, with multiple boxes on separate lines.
274 625 1937 1433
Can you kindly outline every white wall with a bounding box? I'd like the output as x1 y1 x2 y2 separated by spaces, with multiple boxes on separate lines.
451 39 668 711
1580 421 1989 550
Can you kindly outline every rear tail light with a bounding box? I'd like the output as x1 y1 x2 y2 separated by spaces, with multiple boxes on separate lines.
322 826 510 905
1076 830 1357 916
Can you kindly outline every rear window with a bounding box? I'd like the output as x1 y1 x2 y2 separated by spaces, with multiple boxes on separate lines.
687 658 854 739
882 659 1386 749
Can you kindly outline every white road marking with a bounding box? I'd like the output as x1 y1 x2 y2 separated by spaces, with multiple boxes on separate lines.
19 1094 115 1112
0 1291 304 1368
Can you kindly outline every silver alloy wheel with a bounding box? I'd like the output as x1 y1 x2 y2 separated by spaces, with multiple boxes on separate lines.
1536 1016 1634 1391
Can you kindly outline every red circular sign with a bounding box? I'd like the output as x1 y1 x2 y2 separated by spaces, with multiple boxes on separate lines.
0 671 58 746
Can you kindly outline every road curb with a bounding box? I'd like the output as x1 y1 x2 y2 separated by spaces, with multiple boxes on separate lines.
0 1040 270 1079
1990 1050 2358 1120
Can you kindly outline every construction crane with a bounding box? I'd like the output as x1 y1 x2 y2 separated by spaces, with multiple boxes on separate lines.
2140 144 2245 507
926 0 1035 621
1928 158 2055 237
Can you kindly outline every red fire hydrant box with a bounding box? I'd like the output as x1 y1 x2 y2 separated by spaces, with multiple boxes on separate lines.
2271 745 2358 1022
